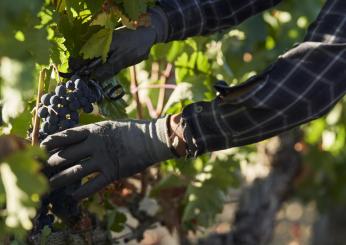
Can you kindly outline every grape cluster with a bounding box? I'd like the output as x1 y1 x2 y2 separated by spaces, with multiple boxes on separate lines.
32 76 102 235
37 77 101 139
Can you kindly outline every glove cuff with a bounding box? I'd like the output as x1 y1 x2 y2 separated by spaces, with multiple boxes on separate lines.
149 6 169 43
151 116 176 161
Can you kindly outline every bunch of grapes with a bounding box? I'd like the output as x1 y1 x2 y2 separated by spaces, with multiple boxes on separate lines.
37 77 102 139
32 76 103 234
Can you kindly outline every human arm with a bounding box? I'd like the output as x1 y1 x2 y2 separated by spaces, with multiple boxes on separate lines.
177 0 346 157
159 0 283 41
82 0 283 81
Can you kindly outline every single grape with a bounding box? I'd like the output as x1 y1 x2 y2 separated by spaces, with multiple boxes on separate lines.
77 88 85 96
59 107 69 119
50 95 61 105
60 97 68 106
50 124 59 134
69 100 80 111
66 80 75 90
83 103 93 113
83 87 91 97
59 119 71 130
73 89 84 100
88 94 97 104
41 122 51 134
70 111 79 122
69 120 77 128
71 74 79 81
66 93 77 103
47 115 59 125
38 106 49 118
41 93 52 106
75 79 87 91
38 129 48 140
55 85 67 97
48 105 59 116
79 97 88 107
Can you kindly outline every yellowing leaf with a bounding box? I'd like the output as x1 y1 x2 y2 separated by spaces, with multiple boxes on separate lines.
80 28 113 62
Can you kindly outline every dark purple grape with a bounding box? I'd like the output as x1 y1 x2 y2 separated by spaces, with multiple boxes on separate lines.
69 100 80 111
55 85 66 97
74 79 86 90
48 105 59 116
47 115 59 125
41 93 52 106
38 129 48 140
41 122 50 134
59 107 69 119
42 121 59 134
38 107 49 118
79 97 88 107
59 120 71 130
60 97 68 106
83 87 92 97
83 104 93 113
73 90 84 100
95 90 103 102
66 93 77 102
71 74 79 81
50 124 59 134
69 120 77 128
88 94 97 104
66 80 75 90
50 95 61 105
70 111 79 122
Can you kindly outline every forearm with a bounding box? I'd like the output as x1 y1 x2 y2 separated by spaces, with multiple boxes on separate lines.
158 0 283 41
180 40 346 156
169 0 346 157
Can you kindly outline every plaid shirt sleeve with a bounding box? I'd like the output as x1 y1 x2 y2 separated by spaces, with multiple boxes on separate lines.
176 0 346 157
158 0 282 41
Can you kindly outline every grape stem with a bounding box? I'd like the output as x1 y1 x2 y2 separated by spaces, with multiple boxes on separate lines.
32 69 46 146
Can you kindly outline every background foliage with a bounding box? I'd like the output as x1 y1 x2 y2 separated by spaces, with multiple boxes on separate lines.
2 0 345 243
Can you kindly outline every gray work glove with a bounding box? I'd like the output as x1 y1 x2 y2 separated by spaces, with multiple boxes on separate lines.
70 7 169 82
41 117 175 200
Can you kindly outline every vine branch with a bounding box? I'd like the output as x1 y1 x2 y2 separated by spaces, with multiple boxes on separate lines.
32 69 46 146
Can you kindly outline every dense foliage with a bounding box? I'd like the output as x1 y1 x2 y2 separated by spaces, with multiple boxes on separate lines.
3 0 346 243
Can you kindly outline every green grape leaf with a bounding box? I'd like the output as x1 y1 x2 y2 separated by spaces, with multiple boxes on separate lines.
9 109 31 138
182 158 239 227
79 113 105 125
151 174 186 196
22 28 51 65
123 0 147 20
0 141 47 234
107 210 127 232
98 98 127 120
80 28 113 62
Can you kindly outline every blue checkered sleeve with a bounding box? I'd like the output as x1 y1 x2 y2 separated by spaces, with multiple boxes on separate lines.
172 0 346 157
159 0 282 41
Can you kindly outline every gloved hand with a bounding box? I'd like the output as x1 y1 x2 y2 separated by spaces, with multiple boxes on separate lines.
41 117 175 200
70 7 169 82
